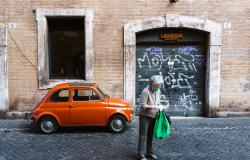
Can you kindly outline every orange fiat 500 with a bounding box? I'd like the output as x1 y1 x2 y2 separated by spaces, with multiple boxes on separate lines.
29 82 133 134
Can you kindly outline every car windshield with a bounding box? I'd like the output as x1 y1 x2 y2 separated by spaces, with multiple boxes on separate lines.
97 87 109 99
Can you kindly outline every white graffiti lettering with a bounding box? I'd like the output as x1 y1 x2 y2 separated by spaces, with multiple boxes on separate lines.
136 45 205 115
177 90 198 111
164 72 194 89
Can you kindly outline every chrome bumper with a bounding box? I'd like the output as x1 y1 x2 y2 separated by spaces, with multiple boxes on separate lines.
26 114 37 124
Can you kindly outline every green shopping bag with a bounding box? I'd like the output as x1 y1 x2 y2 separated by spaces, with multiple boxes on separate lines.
153 111 171 139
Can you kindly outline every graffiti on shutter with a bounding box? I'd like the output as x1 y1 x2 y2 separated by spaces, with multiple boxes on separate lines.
136 44 206 116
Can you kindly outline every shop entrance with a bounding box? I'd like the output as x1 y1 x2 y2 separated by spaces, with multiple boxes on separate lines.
135 28 208 116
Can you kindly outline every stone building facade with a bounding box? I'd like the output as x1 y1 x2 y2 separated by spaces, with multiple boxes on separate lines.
0 0 249 117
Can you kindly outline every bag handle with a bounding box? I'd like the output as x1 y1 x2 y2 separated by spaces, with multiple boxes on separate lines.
148 90 157 105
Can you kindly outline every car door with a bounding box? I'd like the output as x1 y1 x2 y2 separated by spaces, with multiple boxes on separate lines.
45 88 70 125
69 87 106 125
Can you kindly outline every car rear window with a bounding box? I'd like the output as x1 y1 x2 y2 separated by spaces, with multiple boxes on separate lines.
50 89 69 102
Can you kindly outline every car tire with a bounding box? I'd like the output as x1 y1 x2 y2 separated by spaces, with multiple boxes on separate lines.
39 116 58 134
108 115 127 133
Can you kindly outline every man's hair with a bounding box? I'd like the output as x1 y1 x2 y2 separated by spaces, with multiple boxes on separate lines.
150 75 164 85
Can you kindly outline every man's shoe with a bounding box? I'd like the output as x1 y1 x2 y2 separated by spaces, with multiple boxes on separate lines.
146 154 158 160
137 154 148 160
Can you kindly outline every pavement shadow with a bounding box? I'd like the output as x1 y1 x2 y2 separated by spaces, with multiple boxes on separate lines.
57 126 110 134
21 124 114 134
127 153 139 160
21 120 134 134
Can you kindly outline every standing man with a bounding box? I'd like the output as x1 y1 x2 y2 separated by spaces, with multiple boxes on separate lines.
137 75 163 160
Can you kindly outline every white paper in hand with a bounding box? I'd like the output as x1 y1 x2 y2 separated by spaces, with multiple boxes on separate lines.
152 105 158 109
157 105 164 111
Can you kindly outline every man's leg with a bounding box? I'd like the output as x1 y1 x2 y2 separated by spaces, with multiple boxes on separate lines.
138 114 150 159
146 117 158 160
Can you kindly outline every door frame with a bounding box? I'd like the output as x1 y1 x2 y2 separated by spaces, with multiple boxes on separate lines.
0 24 8 112
69 87 106 125
124 14 222 117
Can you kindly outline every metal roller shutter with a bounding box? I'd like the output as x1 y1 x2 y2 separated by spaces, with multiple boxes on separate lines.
135 29 207 116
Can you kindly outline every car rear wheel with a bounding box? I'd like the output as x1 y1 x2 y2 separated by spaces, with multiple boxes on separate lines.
39 116 58 134
108 115 127 133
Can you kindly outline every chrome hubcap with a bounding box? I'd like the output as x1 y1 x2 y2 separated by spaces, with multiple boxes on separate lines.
41 120 54 133
111 119 123 132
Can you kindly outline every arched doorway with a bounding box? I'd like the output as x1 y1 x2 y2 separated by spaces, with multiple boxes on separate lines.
136 28 208 116
124 14 222 117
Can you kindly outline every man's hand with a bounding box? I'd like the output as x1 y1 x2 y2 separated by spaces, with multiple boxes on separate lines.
156 105 164 111
144 105 156 109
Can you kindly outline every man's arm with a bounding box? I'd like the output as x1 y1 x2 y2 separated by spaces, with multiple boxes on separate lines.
140 90 155 109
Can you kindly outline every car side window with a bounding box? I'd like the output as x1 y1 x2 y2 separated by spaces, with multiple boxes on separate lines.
72 89 100 101
90 90 101 101
50 89 69 102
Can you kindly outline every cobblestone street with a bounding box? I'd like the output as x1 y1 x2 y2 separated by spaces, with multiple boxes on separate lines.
0 117 250 160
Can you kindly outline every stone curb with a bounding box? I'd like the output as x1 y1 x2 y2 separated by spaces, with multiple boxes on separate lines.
0 111 31 119
216 112 250 118
1 111 250 119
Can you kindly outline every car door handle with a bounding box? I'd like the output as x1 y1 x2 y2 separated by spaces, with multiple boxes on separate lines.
69 105 76 108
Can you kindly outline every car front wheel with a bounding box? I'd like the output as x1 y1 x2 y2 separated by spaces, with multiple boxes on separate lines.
108 115 127 133
39 116 58 134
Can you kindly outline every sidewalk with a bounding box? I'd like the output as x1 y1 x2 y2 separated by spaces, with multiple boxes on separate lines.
0 117 250 160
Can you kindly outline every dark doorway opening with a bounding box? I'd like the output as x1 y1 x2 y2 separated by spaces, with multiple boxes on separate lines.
48 17 85 79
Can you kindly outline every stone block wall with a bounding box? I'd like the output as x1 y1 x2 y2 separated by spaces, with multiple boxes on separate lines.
0 0 249 113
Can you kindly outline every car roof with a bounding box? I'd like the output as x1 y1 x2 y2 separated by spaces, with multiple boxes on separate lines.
69 82 96 86
52 82 97 89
